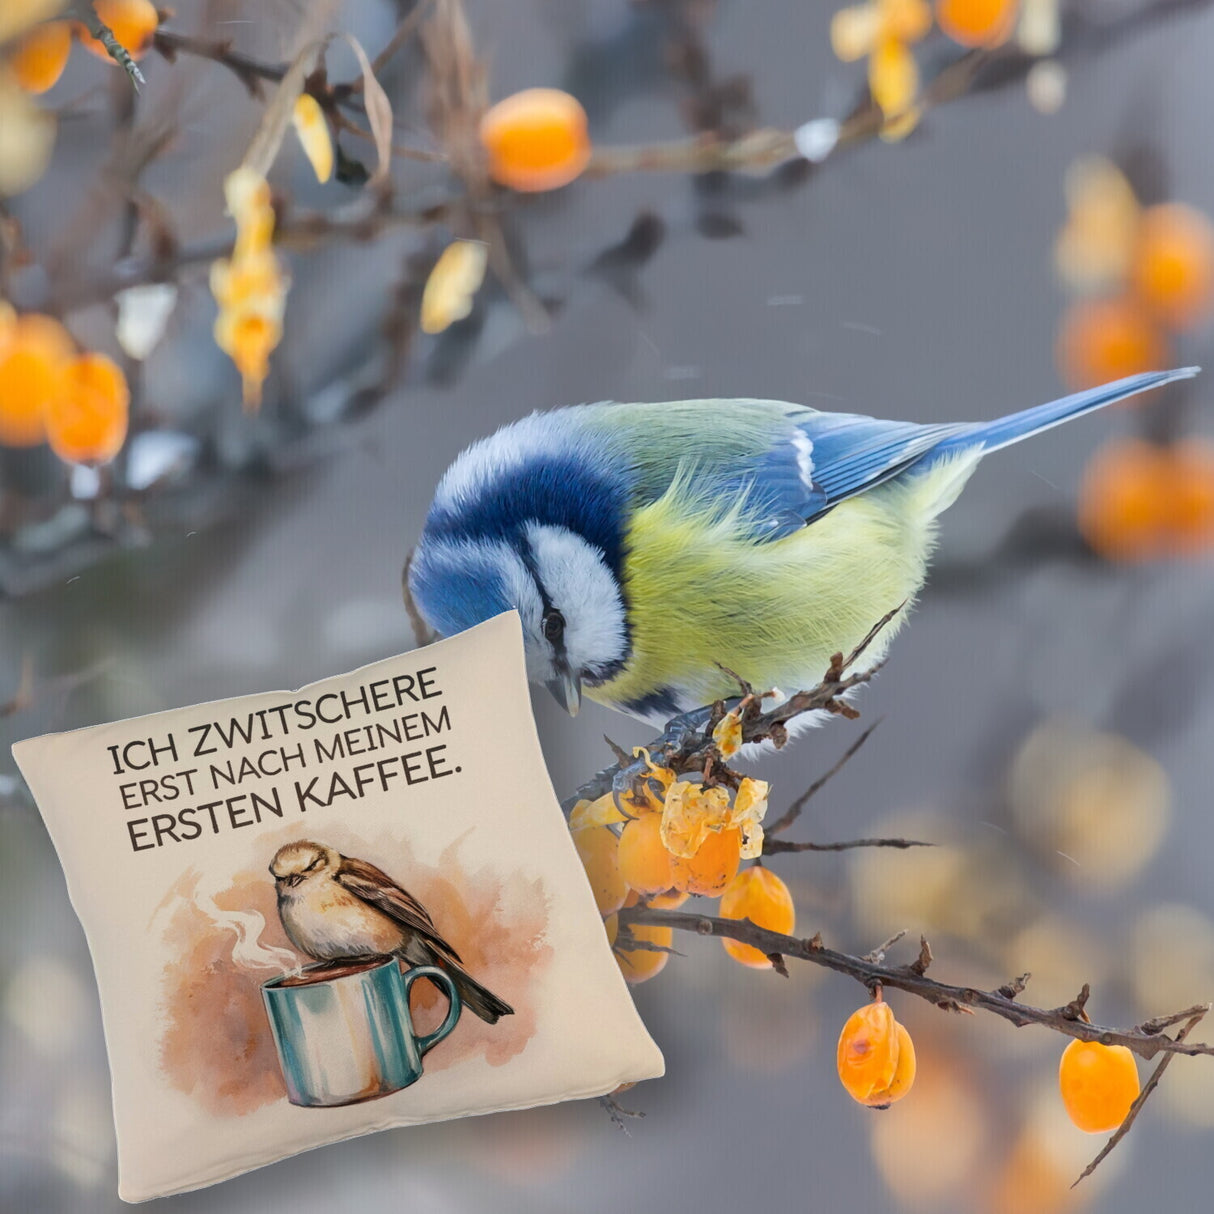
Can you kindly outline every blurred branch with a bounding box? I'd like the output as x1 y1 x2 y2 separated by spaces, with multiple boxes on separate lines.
620 904 1214 1063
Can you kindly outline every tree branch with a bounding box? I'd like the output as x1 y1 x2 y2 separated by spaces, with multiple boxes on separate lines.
765 719 882 837
618 905 1214 1063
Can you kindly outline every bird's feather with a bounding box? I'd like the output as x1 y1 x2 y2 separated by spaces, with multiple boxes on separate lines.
335 856 462 963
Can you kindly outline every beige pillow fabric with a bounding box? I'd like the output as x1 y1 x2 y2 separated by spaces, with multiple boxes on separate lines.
13 611 663 1202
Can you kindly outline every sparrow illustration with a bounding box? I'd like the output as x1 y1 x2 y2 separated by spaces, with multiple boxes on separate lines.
269 840 514 1024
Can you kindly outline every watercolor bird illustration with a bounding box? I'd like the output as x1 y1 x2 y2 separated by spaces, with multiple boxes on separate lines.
408 369 1197 737
269 840 514 1024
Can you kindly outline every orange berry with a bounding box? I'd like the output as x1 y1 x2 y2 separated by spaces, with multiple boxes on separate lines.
0 313 75 447
9 21 71 94
670 827 742 897
719 866 796 969
78 0 158 62
935 0 1019 48
1059 1039 1139 1133
44 352 129 465
647 889 689 910
618 812 675 895
615 923 671 984
1077 438 1172 561
572 825 627 916
1131 203 1214 331
1167 439 1214 555
837 998 917 1108
479 88 591 193
1056 295 1169 391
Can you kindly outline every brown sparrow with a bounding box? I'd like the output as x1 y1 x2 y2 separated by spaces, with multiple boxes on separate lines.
269 840 513 1024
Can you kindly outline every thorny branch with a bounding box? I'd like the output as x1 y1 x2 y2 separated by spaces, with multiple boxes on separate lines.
617 905 1214 1064
561 605 902 812
765 719 882 837
1073 1007 1207 1187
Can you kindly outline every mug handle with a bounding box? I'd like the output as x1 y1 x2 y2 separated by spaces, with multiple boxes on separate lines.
401 965 462 1055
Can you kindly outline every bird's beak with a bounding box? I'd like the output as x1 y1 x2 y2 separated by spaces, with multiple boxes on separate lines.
546 667 582 716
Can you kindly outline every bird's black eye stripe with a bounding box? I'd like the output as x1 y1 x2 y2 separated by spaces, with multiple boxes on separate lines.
542 609 565 643
305 856 323 871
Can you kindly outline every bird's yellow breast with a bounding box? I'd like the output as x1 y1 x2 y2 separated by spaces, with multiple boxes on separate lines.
592 453 979 710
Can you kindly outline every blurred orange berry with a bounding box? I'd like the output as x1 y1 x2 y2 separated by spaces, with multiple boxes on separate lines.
618 812 675 895
837 997 917 1107
1131 203 1214 331
719 866 796 969
615 923 672 984
1059 1040 1139 1133
670 827 742 897
1077 439 1172 561
1166 439 1214 555
603 912 618 948
9 21 71 93
44 352 129 465
0 312 74 447
572 824 628 916
935 0 1019 48
479 88 591 193
646 889 690 910
78 0 158 62
1056 294 1168 391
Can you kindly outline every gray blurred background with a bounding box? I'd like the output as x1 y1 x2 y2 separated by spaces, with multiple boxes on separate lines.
3 1 1214 1211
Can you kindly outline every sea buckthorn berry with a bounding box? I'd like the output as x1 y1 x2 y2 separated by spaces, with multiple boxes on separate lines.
479 88 591 193
618 812 675 895
719 866 796 969
44 352 129 465
615 923 672 984
78 0 159 62
572 824 627 916
1056 294 1168 391
936 0 1019 48
647 889 689 910
1059 1040 1139 1133
670 826 742 897
10 21 71 94
0 312 74 447
1077 439 1171 561
1131 203 1214 331
1168 440 1214 555
837 998 917 1107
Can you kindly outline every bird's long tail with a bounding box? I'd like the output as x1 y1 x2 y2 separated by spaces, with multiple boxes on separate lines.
444 960 514 1025
935 367 1199 458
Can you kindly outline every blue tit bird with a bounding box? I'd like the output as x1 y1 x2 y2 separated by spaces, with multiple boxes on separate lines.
407 368 1197 733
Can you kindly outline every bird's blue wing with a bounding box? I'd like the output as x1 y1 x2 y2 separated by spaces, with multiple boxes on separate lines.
587 399 967 543
714 409 965 541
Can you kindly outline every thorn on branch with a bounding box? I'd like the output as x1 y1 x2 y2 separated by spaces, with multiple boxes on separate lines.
78 2 146 90
997 973 1031 1000
907 936 932 977
1059 984 1092 1022
769 953 789 977
865 929 907 965
602 735 631 766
